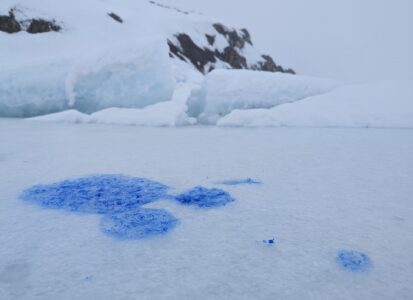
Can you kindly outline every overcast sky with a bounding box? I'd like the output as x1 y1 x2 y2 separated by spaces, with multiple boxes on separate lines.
169 0 413 82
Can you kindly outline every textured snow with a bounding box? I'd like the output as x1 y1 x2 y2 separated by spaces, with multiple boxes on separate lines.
218 81 413 128
1 119 413 299
20 174 177 239
21 175 169 214
336 250 372 272
218 178 262 186
187 70 341 124
101 209 179 240
175 186 234 208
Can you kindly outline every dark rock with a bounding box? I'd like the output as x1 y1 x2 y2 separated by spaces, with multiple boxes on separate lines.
167 39 187 61
27 19 61 34
0 11 21 33
108 12 123 23
240 29 252 46
168 23 295 75
256 55 295 74
169 33 216 73
212 23 227 36
218 47 247 69
213 23 248 49
206 34 215 46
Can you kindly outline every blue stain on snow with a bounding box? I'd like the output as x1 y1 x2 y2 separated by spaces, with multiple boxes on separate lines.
101 208 178 239
336 250 372 272
218 178 262 186
262 238 276 245
21 175 169 214
174 186 234 208
21 175 234 240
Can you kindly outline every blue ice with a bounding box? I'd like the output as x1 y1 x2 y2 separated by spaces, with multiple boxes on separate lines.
218 178 262 186
336 250 372 272
174 186 234 208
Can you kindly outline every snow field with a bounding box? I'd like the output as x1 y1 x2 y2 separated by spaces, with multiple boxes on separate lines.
1 119 412 299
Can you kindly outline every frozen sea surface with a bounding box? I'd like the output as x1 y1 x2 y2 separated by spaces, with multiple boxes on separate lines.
0 119 412 299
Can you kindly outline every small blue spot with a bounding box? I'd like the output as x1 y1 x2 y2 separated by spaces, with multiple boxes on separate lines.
174 186 234 208
218 178 262 186
336 250 372 272
263 238 276 245
101 208 178 239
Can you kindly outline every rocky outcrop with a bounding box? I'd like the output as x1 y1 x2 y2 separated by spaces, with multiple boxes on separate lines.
0 11 21 33
108 12 123 24
168 23 295 75
0 9 61 34
27 19 61 34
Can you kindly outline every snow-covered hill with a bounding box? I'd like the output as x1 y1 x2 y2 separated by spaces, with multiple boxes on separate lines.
0 0 297 118
1 0 412 128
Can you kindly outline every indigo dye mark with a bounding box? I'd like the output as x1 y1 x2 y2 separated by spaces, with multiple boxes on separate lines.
336 250 372 272
21 175 235 240
218 178 262 186
21 174 169 214
101 208 179 239
174 186 234 208
263 238 276 245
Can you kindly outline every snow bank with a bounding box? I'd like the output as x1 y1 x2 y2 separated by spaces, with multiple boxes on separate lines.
29 83 197 126
187 69 341 124
218 81 413 128
0 38 175 118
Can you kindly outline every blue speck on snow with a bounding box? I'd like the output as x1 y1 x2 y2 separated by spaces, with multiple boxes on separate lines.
263 238 276 245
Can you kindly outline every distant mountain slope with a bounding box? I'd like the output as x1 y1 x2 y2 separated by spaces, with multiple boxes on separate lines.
0 0 294 75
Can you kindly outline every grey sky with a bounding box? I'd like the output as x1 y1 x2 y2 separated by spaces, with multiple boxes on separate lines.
169 0 413 82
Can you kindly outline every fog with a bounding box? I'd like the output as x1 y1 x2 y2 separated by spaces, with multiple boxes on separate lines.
170 0 413 82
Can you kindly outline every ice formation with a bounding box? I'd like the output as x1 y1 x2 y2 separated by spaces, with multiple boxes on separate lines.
187 70 341 124
218 80 413 128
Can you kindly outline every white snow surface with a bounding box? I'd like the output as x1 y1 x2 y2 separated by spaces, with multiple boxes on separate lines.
1 119 413 299
218 81 413 128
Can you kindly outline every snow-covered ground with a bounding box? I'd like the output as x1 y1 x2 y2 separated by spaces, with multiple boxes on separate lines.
1 119 412 299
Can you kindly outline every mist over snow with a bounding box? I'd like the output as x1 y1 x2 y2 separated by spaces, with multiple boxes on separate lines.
170 0 413 82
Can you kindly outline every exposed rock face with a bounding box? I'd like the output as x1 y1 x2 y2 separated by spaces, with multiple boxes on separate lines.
27 19 61 34
0 9 61 34
168 23 295 75
168 34 216 73
0 11 21 33
108 12 123 23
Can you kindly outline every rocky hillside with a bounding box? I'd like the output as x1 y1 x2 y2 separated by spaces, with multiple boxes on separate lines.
0 0 294 75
